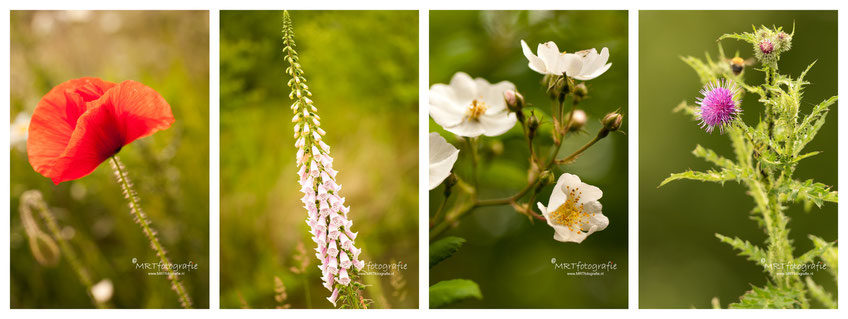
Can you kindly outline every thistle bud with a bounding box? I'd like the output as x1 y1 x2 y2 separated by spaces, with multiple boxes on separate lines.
567 109 587 132
758 40 774 55
775 31 792 52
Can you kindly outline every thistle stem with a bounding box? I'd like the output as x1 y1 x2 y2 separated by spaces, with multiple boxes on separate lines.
110 156 192 309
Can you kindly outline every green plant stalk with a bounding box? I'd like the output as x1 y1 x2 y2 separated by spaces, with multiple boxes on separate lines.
24 193 104 308
303 275 312 309
110 156 192 309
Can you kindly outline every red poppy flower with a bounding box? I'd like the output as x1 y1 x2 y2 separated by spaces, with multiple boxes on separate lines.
27 77 175 185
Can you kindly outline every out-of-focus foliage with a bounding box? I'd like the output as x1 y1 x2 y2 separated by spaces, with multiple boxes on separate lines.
640 11 837 309
219 10 419 309
10 10 210 308
429 10 628 308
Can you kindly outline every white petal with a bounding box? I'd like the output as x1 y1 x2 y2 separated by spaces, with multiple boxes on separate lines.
573 63 611 81
480 81 516 113
429 133 460 190
521 40 547 73
545 173 572 213
445 119 485 137
559 54 583 77
536 41 561 72
577 182 603 203
552 224 590 243
448 72 477 103
429 84 465 127
537 202 549 215
479 112 517 137
582 202 609 232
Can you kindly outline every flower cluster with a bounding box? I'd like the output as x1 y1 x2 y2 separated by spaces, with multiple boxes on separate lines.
284 11 366 308
429 38 619 244
751 26 793 69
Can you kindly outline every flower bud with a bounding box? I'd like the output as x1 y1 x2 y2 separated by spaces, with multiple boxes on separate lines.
443 173 457 197
546 76 571 101
527 111 540 140
573 82 589 100
538 170 554 187
567 109 587 132
775 31 792 52
758 40 774 55
504 90 525 113
601 112 623 134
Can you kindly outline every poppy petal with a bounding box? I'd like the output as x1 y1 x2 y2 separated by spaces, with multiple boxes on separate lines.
28 79 173 184
27 78 116 182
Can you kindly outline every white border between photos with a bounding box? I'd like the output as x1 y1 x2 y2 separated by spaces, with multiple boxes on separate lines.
0 1 845 319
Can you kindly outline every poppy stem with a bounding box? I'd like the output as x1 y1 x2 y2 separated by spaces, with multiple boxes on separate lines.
109 156 192 309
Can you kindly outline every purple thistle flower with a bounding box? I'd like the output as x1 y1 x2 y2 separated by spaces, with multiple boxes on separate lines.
696 80 742 134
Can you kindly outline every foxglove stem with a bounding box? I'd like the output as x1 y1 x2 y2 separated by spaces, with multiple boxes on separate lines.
284 10 368 309
110 156 192 309
20 190 104 308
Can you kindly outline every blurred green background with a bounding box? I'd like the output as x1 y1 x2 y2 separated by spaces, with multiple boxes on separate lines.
429 10 628 308
639 11 837 308
10 11 210 308
219 10 419 309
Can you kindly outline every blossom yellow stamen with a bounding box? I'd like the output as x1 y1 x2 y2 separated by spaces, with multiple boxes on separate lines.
466 99 488 121
550 186 590 233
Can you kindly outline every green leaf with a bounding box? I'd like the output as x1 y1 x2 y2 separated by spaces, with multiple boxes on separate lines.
729 283 800 309
692 145 736 169
716 233 766 266
718 30 758 45
806 235 838 282
681 56 719 84
429 279 482 308
805 277 837 309
793 95 837 155
429 236 466 268
672 101 699 121
658 167 749 187
796 235 836 264
783 179 838 208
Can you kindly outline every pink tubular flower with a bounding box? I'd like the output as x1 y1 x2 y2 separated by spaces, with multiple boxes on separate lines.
695 80 742 134
287 10 365 308
327 288 340 306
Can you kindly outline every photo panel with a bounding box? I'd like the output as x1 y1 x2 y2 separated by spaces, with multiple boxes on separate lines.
639 10 838 309
10 10 211 309
428 10 629 309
